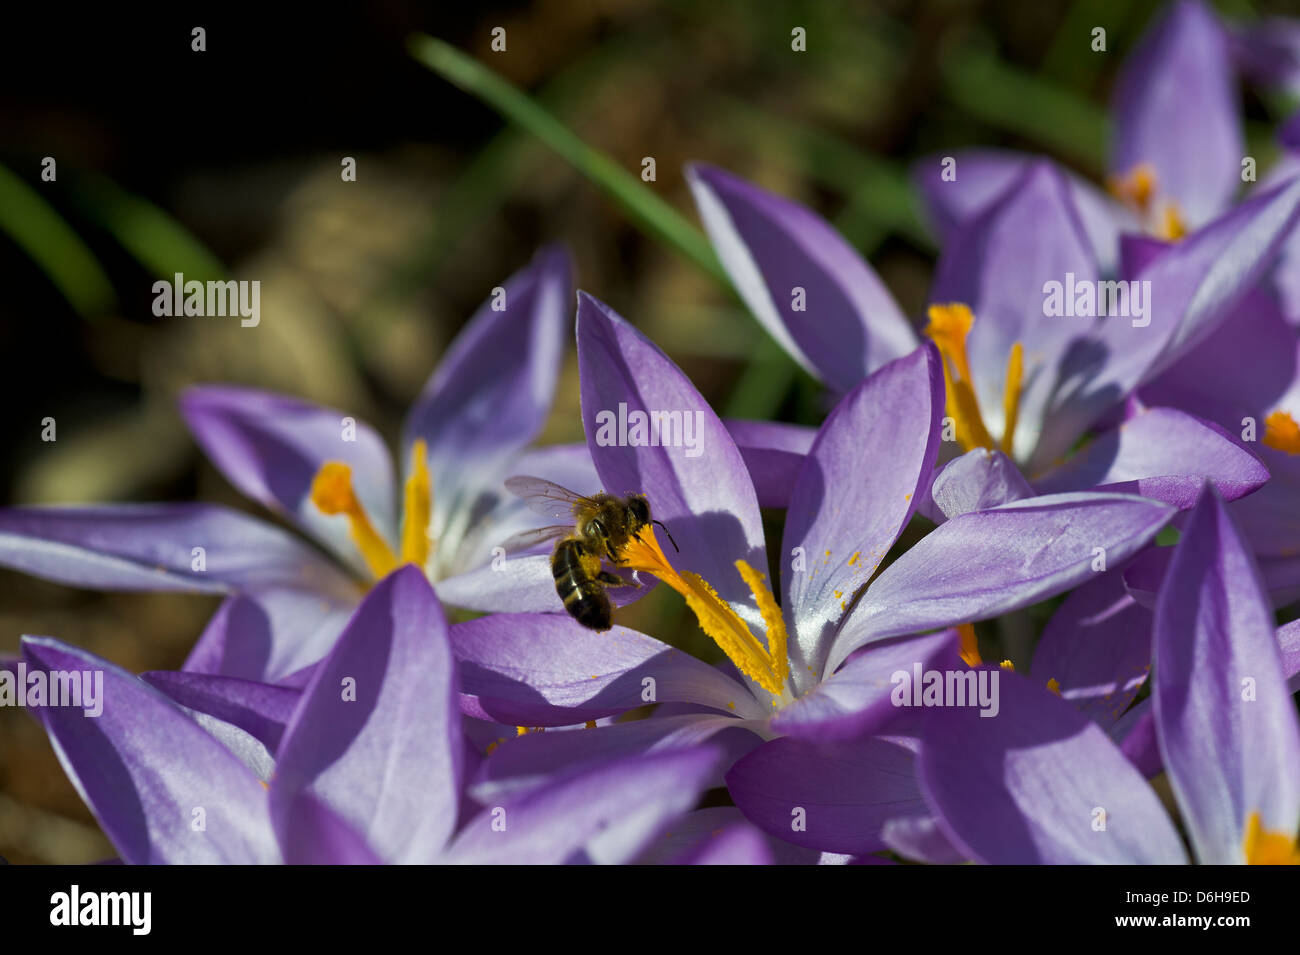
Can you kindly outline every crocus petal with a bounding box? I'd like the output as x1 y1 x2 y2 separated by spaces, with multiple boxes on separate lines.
1279 620 1300 693
1152 485 1300 864
771 631 958 741
919 669 1187 864
451 613 764 725
275 790 386 865
1110 0 1241 227
442 746 725 864
725 735 929 855
1112 700 1162 778
1139 290 1296 433
469 714 756 803
1033 406 1270 508
0 503 356 596
181 588 355 685
1047 175 1300 468
673 820 774 865
930 160 1100 463
912 149 1131 275
270 566 462 864
21 636 280 864
180 386 396 569
637 807 819 864
782 344 944 689
881 815 969 865
928 447 1034 521
1030 569 1151 728
140 671 300 755
404 245 572 530
1232 17 1300 93
577 293 767 617
687 163 917 391
829 492 1174 673
724 418 816 509
442 441 601 575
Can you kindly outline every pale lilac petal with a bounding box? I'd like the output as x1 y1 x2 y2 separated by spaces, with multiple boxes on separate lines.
782 344 945 689
636 807 819 864
577 293 767 619
1033 407 1270 508
443 746 725 864
270 566 462 864
405 245 572 527
1046 175 1300 468
1030 569 1152 728
929 447 1034 521
21 636 280 864
276 790 386 865
911 149 1131 274
725 736 928 854
140 670 300 754
451 613 763 725
180 386 395 568
469 714 755 804
181 588 355 685
724 419 815 509
770 631 959 742
1139 290 1296 433
1111 0 1242 226
673 821 774 864
1152 486 1300 864
829 492 1174 672
0 503 356 596
919 669 1187 864
881 815 969 864
930 161 1100 462
687 163 917 391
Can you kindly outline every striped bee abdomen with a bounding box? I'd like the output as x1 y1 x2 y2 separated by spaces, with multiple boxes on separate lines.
552 538 613 631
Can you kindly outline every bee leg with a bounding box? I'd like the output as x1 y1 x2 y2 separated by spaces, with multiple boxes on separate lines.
596 570 639 588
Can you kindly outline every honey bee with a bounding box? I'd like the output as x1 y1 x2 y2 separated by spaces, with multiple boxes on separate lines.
501 476 677 631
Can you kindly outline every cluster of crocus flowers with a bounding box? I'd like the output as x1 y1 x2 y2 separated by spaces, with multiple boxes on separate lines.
9 0 1300 868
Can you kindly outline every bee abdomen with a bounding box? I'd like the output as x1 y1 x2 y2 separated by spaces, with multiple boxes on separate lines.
553 539 612 631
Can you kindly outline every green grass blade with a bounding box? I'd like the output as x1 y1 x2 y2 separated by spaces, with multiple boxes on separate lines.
407 32 725 284
0 162 116 318
74 176 226 281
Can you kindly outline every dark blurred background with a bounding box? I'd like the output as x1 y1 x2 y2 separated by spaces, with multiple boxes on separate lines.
1 0 1295 862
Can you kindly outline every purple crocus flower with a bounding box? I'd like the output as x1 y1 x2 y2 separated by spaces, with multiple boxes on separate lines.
0 247 600 683
688 160 1294 488
914 0 1247 255
447 292 1178 854
20 565 726 864
914 485 1300 864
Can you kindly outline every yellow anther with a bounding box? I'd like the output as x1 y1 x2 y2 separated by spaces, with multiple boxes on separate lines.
957 623 982 667
1263 411 1300 455
1157 203 1187 242
515 726 528 737
584 720 597 729
1107 163 1157 215
401 439 432 567
926 304 1021 455
737 560 789 688
1001 342 1023 456
1244 811 1300 864
618 526 785 696
1046 677 1061 695
310 461 398 578
999 659 1015 671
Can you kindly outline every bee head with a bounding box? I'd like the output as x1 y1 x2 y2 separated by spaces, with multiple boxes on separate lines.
626 495 650 528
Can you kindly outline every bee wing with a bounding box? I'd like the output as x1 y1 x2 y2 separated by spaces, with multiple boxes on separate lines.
497 524 572 554
504 475 598 521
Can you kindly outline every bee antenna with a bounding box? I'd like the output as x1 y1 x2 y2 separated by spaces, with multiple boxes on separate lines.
652 520 679 552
